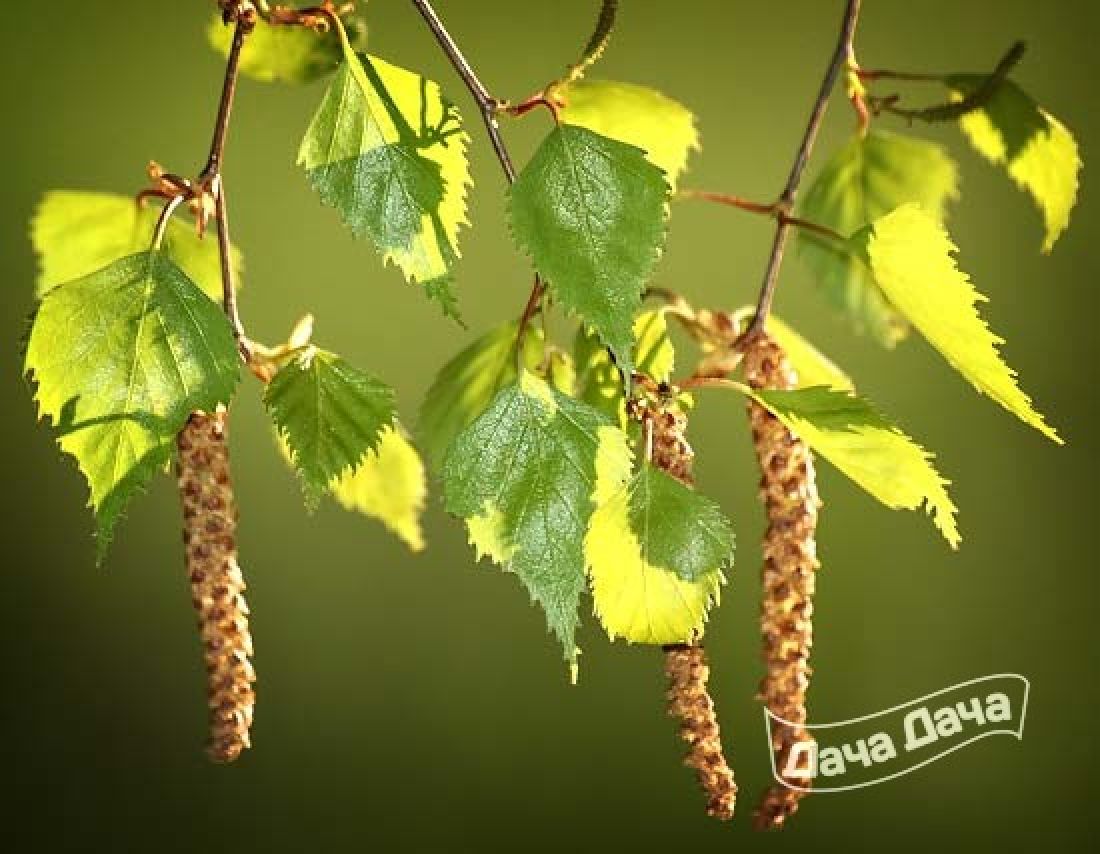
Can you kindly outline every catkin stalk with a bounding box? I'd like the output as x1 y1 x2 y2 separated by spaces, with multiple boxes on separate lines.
740 330 820 830
650 401 738 821
176 408 256 763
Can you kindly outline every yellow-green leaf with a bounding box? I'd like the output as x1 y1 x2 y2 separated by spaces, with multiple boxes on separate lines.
418 322 544 470
298 26 471 317
465 505 513 565
330 426 428 552
206 12 360 84
555 79 699 188
277 424 427 552
545 349 577 395
264 347 396 509
31 191 242 302
949 76 1081 252
441 372 630 659
745 385 960 548
25 252 240 558
798 130 959 346
585 449 728 644
854 205 1061 443
575 308 676 425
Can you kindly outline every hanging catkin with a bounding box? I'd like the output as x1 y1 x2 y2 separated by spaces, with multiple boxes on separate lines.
648 398 738 821
739 329 820 830
176 407 256 763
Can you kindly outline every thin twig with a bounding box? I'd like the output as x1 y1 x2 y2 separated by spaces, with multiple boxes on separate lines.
678 190 777 216
872 41 1025 123
564 0 619 85
213 176 250 360
748 0 863 334
200 15 251 183
678 190 845 244
581 0 618 63
202 15 253 360
679 375 749 394
407 0 516 182
780 214 844 242
517 278 547 342
855 68 943 83
151 195 187 250
857 39 1024 88
407 0 546 362
510 1 619 118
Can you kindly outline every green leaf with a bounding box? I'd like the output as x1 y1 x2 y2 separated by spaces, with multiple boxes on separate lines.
264 347 396 508
745 384 960 547
575 308 676 425
948 76 1081 252
441 372 628 660
31 191 243 302
509 125 669 377
852 204 1060 443
206 12 363 84
555 80 700 188
417 323 544 470
298 32 471 318
798 130 959 346
24 252 240 557
586 458 730 644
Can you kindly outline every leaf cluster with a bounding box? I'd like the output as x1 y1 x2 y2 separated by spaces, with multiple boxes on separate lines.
22 5 1078 670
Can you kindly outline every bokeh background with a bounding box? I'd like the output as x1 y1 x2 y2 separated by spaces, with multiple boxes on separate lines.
2 1 1097 850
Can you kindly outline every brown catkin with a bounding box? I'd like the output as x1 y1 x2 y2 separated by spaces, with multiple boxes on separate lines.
649 402 696 487
648 399 738 822
176 408 256 763
663 643 738 821
740 329 821 830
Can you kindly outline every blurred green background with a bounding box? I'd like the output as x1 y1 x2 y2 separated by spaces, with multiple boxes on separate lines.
2 1 1097 850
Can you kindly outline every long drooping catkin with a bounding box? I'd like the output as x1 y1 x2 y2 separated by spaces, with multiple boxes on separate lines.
663 643 737 820
176 408 256 763
649 400 738 822
740 330 820 830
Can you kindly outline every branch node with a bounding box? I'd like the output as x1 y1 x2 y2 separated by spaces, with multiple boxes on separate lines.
868 40 1026 123
750 0 863 332
218 0 258 31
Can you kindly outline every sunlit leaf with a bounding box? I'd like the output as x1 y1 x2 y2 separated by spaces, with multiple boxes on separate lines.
206 12 363 84
798 130 959 346
545 349 577 396
556 79 699 188
298 28 470 318
441 372 628 661
276 423 426 551
31 191 242 302
949 76 1081 252
509 125 669 377
417 322 544 470
586 454 730 644
265 347 396 508
25 252 239 558
852 204 1060 443
575 308 676 424
745 384 960 547
329 425 427 552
